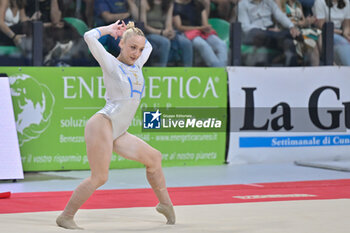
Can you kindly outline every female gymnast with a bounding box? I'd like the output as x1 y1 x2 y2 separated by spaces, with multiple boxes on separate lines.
56 20 175 229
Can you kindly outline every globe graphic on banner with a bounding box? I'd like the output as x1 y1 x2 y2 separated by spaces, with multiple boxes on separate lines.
9 74 55 146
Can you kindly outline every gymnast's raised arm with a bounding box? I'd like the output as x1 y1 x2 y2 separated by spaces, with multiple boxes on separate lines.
135 39 152 68
84 20 126 73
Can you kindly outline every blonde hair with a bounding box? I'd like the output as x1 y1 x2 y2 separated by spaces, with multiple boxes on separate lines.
122 21 145 40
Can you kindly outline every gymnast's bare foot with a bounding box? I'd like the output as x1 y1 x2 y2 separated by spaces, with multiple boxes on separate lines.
156 203 176 224
56 214 83 230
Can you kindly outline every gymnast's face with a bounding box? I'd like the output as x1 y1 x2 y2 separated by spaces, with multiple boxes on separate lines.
119 35 145 66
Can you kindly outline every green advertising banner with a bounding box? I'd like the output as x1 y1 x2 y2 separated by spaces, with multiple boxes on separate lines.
1 67 227 171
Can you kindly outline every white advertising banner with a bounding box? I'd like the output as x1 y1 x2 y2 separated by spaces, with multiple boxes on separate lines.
227 66 350 164
0 76 23 179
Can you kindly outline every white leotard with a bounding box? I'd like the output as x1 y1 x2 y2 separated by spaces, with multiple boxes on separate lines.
84 28 152 139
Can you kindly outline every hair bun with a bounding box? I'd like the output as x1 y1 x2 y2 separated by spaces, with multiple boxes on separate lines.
126 21 135 30
122 21 145 39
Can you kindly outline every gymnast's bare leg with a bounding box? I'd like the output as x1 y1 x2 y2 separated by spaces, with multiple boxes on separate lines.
56 115 175 229
113 132 176 224
56 114 113 229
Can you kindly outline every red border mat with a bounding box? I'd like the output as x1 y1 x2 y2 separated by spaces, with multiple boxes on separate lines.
0 192 11 199
1 179 349 214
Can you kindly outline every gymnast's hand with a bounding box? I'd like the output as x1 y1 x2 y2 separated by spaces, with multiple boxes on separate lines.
110 20 127 40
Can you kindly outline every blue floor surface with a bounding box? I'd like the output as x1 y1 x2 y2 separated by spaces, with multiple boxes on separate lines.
2 163 350 193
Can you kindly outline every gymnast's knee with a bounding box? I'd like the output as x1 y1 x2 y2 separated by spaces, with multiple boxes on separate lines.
146 149 162 171
90 173 109 188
